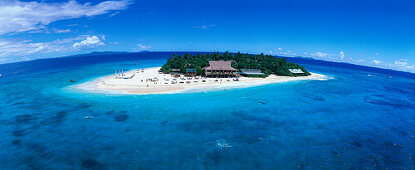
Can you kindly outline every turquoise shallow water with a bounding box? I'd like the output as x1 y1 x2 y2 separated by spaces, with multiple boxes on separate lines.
0 52 414 169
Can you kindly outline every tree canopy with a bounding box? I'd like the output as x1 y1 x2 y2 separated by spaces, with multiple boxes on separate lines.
160 52 311 77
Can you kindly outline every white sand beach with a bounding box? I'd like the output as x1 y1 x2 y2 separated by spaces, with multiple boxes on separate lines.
75 67 328 94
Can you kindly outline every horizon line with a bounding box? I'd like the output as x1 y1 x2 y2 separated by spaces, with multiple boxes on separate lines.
0 50 414 75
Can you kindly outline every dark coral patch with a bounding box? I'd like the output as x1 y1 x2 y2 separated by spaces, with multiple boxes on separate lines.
81 158 103 169
15 114 34 124
12 101 25 105
13 129 26 137
80 103 91 108
313 97 325 101
114 114 129 122
12 139 21 145
104 110 115 115
351 139 363 148
55 111 67 119
53 111 67 123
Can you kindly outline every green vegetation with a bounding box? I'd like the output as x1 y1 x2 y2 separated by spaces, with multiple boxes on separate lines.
160 52 311 77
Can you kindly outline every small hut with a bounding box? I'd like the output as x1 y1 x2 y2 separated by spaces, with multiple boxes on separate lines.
288 69 305 75
171 69 181 72
239 69 264 77
186 68 197 77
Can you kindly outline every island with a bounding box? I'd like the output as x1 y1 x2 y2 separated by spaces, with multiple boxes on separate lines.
160 52 311 77
75 52 327 94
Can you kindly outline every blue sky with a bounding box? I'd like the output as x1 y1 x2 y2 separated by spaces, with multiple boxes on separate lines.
0 0 414 72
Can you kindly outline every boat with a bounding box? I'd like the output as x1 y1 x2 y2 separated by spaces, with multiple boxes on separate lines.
70 79 76 82
84 116 95 119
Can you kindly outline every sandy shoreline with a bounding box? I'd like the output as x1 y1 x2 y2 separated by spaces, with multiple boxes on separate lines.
74 67 328 94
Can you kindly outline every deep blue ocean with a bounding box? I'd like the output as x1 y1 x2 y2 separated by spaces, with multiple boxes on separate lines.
0 52 414 169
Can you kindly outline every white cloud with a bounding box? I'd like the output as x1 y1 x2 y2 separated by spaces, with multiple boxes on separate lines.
0 40 40 57
311 52 330 58
339 51 345 60
109 11 121 17
68 24 79 27
275 49 415 73
0 38 72 59
394 60 407 66
73 36 105 48
137 43 152 50
51 28 72 33
394 59 415 70
29 28 73 34
193 24 216 29
306 51 349 62
366 58 415 73
372 60 381 64
0 35 105 62
28 45 45 54
0 0 131 34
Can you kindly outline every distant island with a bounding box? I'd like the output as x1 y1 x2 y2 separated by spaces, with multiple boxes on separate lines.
160 52 311 77
75 52 325 95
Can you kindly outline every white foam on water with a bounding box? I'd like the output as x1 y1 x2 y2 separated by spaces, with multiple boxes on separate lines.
215 139 232 149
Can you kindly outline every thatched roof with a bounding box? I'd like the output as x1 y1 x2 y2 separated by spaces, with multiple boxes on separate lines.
204 61 237 71
289 69 305 74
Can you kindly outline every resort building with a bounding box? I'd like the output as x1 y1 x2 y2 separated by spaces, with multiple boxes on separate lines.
204 61 238 77
289 69 305 75
186 68 197 77
239 69 264 77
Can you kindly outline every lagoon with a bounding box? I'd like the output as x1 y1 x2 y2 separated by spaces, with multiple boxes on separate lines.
0 52 414 169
